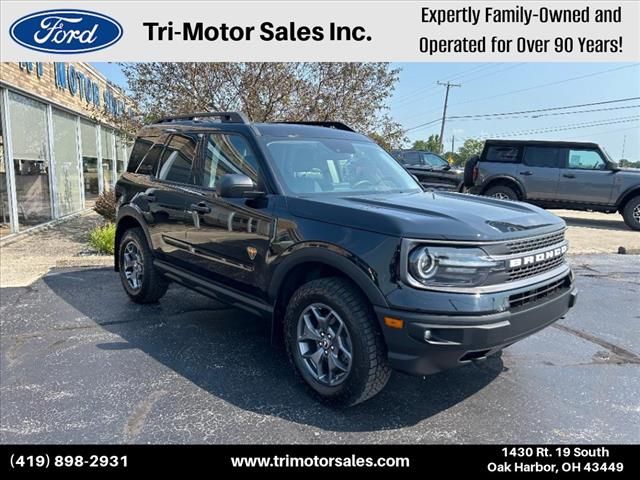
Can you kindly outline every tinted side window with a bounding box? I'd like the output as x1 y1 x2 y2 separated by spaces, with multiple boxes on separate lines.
567 150 606 170
157 133 200 184
523 147 561 168
403 152 422 166
126 136 156 173
136 143 164 176
422 153 448 167
485 146 520 162
199 134 259 189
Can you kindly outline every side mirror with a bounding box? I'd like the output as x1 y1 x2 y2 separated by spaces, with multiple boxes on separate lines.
217 174 262 198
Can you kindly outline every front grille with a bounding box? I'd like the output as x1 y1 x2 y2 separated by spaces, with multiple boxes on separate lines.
506 230 565 254
507 255 565 281
509 276 570 310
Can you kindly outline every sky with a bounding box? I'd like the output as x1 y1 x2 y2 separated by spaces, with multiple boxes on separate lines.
92 62 639 161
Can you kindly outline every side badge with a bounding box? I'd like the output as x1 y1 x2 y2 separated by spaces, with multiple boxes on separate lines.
247 246 257 260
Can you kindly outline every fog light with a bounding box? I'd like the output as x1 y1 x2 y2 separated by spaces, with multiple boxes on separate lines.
423 330 432 341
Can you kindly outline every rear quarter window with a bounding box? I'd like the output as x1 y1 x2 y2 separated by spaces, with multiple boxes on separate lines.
126 136 156 173
485 145 521 163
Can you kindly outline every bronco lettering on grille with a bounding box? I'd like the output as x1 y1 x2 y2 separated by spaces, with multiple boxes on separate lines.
508 245 568 268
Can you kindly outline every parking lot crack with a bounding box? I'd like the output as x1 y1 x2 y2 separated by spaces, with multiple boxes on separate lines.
124 390 167 442
552 324 640 365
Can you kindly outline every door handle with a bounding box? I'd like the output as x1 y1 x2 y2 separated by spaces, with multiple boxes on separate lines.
519 171 533 176
190 203 211 214
563 173 576 179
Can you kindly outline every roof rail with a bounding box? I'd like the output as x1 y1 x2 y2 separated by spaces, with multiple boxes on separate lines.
153 112 249 125
279 121 355 132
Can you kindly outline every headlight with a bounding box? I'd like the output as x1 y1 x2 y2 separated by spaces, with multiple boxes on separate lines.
406 246 503 288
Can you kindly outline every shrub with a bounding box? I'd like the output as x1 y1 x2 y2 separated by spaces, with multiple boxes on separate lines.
89 223 116 255
93 190 116 222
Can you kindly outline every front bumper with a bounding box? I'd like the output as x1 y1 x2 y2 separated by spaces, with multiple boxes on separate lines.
376 272 577 376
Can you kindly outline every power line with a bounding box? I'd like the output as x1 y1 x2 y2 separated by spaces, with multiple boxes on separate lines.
446 97 640 120
392 64 498 104
452 64 639 107
404 97 640 132
485 116 640 138
405 117 442 132
451 105 639 121
393 64 517 109
458 63 525 84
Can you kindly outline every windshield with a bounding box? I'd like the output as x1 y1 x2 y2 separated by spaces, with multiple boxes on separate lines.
264 138 422 195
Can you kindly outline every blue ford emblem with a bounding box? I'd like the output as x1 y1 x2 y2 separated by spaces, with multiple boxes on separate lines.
10 9 123 53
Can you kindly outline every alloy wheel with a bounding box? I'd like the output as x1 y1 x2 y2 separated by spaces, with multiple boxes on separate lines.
296 303 353 386
122 240 144 291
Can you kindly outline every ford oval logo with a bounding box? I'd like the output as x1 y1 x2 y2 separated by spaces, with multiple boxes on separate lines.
10 9 123 54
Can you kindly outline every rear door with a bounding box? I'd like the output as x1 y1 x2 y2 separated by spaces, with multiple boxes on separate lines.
144 132 202 265
519 146 562 200
557 148 615 204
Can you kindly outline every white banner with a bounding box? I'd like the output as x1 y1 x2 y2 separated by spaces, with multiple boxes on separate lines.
1 0 638 61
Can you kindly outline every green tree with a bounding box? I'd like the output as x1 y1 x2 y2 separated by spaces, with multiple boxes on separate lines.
120 62 406 149
458 138 485 164
412 134 440 153
443 151 462 166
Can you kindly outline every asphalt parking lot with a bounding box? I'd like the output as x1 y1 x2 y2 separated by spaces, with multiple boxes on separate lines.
1 253 638 444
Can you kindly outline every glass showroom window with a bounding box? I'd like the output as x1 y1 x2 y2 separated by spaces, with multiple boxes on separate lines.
52 108 82 217
101 127 115 192
80 120 99 207
7 91 52 230
0 93 11 237
115 133 126 179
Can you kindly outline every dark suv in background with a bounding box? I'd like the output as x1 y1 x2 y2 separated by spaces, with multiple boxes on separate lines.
114 113 577 406
466 139 640 230
392 150 464 191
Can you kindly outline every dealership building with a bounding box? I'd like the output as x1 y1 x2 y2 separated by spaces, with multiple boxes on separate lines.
0 62 131 239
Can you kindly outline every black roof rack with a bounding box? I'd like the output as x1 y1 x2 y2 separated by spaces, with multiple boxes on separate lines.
153 112 249 125
278 121 355 132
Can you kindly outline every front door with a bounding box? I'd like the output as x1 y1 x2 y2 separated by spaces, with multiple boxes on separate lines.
183 132 275 300
557 148 614 204
518 146 562 201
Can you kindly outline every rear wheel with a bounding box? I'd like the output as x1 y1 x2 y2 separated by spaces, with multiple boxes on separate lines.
118 228 168 303
284 277 391 406
622 195 640 231
485 185 519 201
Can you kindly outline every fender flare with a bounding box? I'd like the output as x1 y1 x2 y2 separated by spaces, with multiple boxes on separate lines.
268 244 389 308
616 185 640 208
114 205 154 270
481 175 526 198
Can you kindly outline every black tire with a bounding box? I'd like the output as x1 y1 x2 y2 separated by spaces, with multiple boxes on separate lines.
118 227 168 303
463 155 480 188
284 277 391 407
622 195 640 231
484 184 519 201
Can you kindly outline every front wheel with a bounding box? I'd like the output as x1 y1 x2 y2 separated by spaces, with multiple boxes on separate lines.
284 277 391 406
622 195 640 231
118 228 168 303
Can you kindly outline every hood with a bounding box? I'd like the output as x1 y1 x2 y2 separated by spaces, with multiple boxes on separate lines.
286 191 565 241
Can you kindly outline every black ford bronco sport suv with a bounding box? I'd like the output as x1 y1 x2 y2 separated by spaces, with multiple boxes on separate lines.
391 149 464 192
115 113 577 406
465 139 640 230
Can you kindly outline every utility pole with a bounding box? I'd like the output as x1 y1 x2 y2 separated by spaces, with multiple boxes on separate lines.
621 135 626 159
451 135 455 154
437 81 461 154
